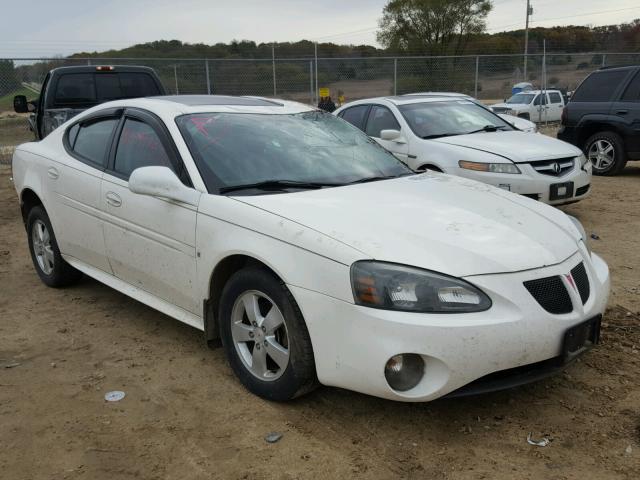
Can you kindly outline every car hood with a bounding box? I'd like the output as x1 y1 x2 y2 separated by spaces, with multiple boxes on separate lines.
431 131 582 163
492 102 526 110
233 174 579 277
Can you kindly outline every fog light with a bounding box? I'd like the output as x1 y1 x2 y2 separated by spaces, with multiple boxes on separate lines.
384 354 425 392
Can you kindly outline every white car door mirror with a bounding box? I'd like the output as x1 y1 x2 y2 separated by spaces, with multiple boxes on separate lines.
129 166 199 207
380 129 404 142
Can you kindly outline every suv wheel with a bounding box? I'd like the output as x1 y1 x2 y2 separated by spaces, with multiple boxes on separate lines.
27 206 83 287
219 267 317 401
585 131 627 176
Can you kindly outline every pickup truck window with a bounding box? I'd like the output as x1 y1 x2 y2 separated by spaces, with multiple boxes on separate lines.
572 70 629 102
53 73 161 107
72 118 119 166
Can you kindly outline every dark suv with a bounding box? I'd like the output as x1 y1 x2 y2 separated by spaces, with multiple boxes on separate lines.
558 65 640 176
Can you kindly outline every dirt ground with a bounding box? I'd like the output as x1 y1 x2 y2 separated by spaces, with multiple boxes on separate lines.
0 158 639 479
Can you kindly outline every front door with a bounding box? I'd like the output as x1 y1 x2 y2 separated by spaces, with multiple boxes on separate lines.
100 109 201 314
365 105 410 164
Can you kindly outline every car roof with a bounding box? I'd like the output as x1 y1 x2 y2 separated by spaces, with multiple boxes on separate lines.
81 95 315 121
49 65 158 75
338 95 472 108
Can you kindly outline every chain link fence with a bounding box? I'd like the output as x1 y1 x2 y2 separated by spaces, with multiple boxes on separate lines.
2 51 640 158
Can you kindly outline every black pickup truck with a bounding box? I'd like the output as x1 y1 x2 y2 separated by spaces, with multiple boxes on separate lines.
14 65 166 140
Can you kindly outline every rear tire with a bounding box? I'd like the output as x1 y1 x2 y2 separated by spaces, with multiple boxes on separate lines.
585 131 627 176
218 267 317 401
26 206 82 287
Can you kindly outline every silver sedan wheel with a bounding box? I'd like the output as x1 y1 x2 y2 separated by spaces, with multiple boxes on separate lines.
32 219 54 275
588 139 615 171
231 290 290 381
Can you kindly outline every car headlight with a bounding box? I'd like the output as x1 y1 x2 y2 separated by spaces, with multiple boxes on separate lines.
459 160 521 174
351 261 492 313
568 215 591 255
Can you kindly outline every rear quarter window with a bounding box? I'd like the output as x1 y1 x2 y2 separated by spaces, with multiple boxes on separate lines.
572 70 629 102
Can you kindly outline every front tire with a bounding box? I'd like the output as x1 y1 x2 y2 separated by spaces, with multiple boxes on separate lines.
219 267 317 401
26 206 82 287
585 131 627 176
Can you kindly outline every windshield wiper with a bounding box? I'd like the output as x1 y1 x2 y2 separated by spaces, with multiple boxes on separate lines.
347 174 404 185
421 132 461 139
219 179 341 194
466 125 508 134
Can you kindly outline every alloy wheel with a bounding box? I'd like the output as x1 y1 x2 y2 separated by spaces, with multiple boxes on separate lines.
588 139 615 171
31 219 54 275
231 290 290 381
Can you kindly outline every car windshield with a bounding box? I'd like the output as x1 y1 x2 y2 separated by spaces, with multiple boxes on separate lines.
398 101 513 139
506 93 535 104
176 111 412 194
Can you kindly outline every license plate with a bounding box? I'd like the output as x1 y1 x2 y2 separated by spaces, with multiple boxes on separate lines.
562 316 601 362
550 182 574 201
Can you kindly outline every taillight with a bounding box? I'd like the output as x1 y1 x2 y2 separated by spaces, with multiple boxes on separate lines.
96 66 114 71
560 106 567 125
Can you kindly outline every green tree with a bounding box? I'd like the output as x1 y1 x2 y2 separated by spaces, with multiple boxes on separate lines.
377 0 493 55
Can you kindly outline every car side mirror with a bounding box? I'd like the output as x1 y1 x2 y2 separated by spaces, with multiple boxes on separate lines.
14 95 28 113
380 129 404 142
129 166 200 206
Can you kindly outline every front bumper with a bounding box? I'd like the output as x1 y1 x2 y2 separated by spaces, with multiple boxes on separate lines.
291 250 609 402
443 161 592 206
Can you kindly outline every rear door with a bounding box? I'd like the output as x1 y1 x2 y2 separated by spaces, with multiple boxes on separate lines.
610 70 640 157
100 108 200 313
49 110 121 272
547 92 564 121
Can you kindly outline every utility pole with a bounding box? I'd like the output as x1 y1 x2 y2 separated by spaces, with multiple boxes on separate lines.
524 0 533 81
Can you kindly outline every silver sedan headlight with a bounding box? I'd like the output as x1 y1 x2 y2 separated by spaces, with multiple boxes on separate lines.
351 261 492 313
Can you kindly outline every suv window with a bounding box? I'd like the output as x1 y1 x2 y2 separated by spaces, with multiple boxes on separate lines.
572 70 629 102
114 118 173 178
533 94 547 106
365 106 400 137
339 105 369 130
548 92 562 104
621 71 640 102
71 118 118 166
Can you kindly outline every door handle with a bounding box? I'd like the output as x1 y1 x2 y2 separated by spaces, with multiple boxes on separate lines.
47 167 59 179
105 191 122 207
616 109 628 115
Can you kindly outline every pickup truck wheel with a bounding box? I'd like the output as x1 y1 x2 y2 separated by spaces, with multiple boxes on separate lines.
27 206 82 287
219 267 317 401
585 131 627 176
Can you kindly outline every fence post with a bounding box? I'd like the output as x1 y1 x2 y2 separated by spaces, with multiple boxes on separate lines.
173 65 179 94
393 58 397 95
309 61 314 105
205 59 211 94
474 56 479 98
314 42 318 105
272 45 277 97
87 58 91 66
602 54 606 68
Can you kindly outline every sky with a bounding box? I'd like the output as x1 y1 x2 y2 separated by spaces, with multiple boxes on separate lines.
1 0 639 57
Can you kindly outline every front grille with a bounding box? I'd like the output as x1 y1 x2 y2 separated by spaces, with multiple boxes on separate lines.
524 276 572 314
492 107 511 114
529 157 575 177
575 184 590 196
521 193 540 200
571 262 590 304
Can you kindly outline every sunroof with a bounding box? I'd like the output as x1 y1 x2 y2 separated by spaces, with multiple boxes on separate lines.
152 95 283 107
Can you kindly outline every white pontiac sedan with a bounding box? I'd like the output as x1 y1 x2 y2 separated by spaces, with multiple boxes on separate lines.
334 95 592 206
12 95 609 402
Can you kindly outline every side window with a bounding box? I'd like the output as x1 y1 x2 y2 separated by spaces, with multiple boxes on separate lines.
621 71 640 102
72 118 118 166
114 118 173 179
339 105 369 130
548 92 562 104
572 70 629 102
533 94 547 106
365 106 401 138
